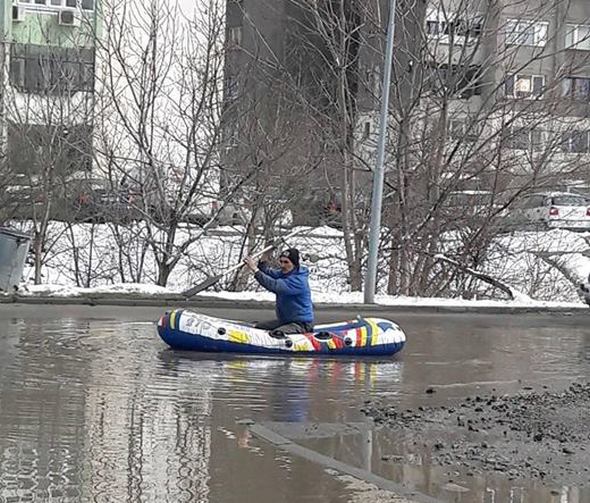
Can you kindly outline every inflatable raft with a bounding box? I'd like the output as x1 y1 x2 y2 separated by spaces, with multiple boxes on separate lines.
157 309 406 356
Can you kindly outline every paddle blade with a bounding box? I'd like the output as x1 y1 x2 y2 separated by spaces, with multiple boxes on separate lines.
182 274 222 298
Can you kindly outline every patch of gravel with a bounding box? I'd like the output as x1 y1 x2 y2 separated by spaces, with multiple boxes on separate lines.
361 382 590 487
335 474 423 503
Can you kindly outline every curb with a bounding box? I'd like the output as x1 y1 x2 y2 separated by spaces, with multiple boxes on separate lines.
248 421 441 503
0 292 588 315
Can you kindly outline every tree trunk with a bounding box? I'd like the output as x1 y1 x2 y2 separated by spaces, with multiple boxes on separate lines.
33 200 52 285
33 233 43 285
157 262 171 287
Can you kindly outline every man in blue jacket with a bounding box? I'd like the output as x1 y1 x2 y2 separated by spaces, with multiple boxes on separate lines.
244 248 314 335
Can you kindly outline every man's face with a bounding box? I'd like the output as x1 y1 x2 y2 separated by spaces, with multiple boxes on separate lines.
279 256 294 273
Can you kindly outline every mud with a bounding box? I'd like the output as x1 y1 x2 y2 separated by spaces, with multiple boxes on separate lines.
362 382 590 488
2 305 588 502
336 474 422 503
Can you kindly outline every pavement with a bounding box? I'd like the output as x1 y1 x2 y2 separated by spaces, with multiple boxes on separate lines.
0 290 589 315
249 422 440 503
2 296 588 502
363 382 590 489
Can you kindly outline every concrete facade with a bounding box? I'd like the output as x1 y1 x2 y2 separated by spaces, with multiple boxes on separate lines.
0 0 99 178
223 0 590 201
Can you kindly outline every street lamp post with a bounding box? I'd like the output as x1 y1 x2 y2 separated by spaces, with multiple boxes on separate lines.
363 0 397 303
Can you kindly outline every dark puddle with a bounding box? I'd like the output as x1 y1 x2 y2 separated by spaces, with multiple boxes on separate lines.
284 383 590 502
1 306 589 502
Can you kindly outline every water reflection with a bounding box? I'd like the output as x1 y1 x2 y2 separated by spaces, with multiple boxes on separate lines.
0 316 403 502
296 426 590 503
0 309 588 502
156 350 404 423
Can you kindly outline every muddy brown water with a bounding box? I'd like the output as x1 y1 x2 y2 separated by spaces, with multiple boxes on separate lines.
0 305 588 502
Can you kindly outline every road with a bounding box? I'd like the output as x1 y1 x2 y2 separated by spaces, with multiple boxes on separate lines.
0 304 588 502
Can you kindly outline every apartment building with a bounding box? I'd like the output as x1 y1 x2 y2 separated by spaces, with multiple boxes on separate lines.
221 0 319 191
221 0 386 221
417 0 590 190
0 0 99 179
223 0 590 204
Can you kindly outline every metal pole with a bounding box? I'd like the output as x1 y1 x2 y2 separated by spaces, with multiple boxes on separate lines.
364 0 397 303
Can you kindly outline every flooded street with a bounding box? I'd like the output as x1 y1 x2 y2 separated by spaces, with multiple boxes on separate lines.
0 304 588 502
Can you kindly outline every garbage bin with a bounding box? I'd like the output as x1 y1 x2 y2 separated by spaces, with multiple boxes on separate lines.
580 279 590 307
0 227 31 292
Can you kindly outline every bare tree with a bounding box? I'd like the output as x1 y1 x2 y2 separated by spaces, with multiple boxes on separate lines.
265 0 590 299
3 21 96 283
93 0 228 286
369 0 590 298
280 0 378 291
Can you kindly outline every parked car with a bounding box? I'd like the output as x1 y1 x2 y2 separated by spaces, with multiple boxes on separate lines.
292 189 343 228
579 276 590 306
210 200 249 226
144 196 213 227
70 178 138 223
440 190 506 230
2 182 47 220
506 192 590 231
211 199 293 228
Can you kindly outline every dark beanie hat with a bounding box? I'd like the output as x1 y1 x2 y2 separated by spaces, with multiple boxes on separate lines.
279 248 300 268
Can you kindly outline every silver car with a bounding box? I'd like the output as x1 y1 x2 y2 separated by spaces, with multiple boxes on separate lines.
508 192 590 231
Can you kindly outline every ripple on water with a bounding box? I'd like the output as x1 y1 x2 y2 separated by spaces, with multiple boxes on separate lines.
0 313 589 502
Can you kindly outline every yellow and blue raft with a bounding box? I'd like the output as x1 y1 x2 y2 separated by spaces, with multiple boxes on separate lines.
157 310 406 356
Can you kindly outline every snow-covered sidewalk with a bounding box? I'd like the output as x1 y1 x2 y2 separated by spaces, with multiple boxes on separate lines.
3 223 590 311
2 282 587 312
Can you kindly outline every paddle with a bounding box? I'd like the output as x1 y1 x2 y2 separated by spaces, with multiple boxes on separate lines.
182 227 306 298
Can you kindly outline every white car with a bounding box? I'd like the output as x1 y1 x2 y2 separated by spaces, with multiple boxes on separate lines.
508 192 590 231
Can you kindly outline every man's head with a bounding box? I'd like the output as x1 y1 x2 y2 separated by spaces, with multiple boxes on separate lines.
278 248 300 273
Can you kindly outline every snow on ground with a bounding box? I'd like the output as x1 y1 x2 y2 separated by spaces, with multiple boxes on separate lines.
486 229 590 300
22 283 172 297
12 282 586 309
5 221 590 308
203 289 583 309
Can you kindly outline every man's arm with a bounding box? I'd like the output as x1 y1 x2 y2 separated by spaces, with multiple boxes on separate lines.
257 260 282 279
254 270 303 295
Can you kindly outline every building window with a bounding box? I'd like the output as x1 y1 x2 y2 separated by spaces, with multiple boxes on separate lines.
449 119 480 142
562 77 590 101
505 19 548 47
505 74 545 99
228 26 242 46
12 5 25 21
426 9 483 45
503 126 546 151
224 74 238 102
427 64 483 99
561 130 590 153
18 0 94 9
566 24 590 50
10 44 94 95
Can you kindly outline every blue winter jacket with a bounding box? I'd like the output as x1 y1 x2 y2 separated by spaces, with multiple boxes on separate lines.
254 262 314 324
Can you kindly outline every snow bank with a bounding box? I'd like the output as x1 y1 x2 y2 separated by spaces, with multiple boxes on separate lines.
6 221 590 307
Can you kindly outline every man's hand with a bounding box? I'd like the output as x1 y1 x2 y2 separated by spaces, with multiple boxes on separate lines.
243 256 257 272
